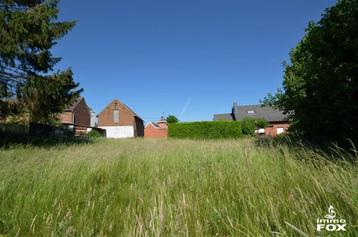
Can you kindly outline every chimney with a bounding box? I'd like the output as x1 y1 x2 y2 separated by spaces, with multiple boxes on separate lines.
232 101 238 121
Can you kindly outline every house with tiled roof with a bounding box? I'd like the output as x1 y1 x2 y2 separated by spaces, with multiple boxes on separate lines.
213 102 290 136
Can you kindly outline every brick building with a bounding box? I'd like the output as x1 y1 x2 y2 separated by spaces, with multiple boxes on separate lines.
98 99 144 138
213 102 290 136
144 119 168 138
59 97 91 135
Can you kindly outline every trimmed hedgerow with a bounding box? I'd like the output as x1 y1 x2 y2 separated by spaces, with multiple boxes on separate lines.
168 121 242 139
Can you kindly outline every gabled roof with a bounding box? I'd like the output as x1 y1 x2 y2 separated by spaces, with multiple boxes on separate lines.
64 97 85 112
233 104 287 122
145 122 157 128
145 120 168 129
155 120 168 128
99 99 143 121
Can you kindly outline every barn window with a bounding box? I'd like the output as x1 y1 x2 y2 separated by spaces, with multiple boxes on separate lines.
113 109 120 123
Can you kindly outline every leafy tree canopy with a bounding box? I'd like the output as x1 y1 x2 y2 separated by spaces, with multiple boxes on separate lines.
260 90 283 108
166 115 179 124
0 0 81 123
263 0 358 144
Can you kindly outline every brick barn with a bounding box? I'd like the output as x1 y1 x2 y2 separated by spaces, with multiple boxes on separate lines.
98 99 144 138
213 102 290 136
59 97 91 135
144 119 168 138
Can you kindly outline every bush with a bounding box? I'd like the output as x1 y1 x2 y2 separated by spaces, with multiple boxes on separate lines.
241 119 256 135
241 118 269 135
87 129 103 138
255 118 269 129
169 121 242 139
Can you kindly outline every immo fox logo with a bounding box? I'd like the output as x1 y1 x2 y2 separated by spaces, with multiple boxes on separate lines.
317 205 347 232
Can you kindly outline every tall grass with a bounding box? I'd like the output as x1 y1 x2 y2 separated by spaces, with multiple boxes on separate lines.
0 139 357 236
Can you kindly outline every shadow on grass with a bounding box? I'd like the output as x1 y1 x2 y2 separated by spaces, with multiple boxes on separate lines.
0 134 95 149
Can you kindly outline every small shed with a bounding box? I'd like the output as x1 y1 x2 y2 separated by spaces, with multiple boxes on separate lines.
144 120 168 138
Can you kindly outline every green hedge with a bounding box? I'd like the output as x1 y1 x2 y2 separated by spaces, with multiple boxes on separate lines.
241 118 269 135
169 121 242 139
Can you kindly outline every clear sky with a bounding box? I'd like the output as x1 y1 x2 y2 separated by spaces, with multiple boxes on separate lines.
53 0 336 122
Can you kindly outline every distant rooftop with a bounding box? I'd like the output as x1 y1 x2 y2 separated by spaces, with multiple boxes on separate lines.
213 113 234 121
233 104 287 122
213 103 288 122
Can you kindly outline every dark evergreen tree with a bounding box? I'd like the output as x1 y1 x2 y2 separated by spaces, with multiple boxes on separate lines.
0 0 81 123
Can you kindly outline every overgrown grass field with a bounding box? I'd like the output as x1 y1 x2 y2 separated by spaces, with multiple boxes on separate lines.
0 139 357 236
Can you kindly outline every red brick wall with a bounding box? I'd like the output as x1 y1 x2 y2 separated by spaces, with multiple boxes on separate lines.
74 126 88 136
59 98 91 131
265 122 290 137
59 112 73 124
73 99 91 127
98 100 137 127
144 123 168 138
98 99 144 137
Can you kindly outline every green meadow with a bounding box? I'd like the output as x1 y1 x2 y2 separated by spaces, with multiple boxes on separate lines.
0 138 357 236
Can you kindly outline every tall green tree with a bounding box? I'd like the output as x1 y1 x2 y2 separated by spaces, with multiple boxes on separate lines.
166 115 179 124
259 90 282 108
264 0 358 144
0 0 81 123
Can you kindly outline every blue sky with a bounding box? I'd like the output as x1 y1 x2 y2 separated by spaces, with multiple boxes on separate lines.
54 0 336 122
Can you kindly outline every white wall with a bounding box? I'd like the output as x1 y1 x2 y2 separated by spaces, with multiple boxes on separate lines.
90 111 98 127
100 126 134 138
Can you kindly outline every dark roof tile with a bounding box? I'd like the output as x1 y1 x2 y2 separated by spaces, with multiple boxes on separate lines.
213 113 234 121
233 105 287 122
